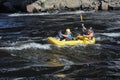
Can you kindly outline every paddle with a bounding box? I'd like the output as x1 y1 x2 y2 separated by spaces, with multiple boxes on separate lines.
75 14 87 40
78 14 86 36
80 14 83 22
80 14 88 36
80 13 85 29
58 30 63 39
80 14 93 31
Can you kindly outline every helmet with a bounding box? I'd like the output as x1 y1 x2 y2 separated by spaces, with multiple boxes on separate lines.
66 28 71 32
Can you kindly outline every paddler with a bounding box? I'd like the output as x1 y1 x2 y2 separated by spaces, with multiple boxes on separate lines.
62 28 73 40
82 24 94 40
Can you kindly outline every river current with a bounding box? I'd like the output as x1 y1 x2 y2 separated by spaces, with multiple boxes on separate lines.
0 11 120 80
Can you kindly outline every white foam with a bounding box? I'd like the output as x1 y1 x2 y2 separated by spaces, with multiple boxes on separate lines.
59 58 74 65
8 10 95 17
0 43 51 50
95 37 102 41
117 41 120 44
100 33 120 37
13 78 25 80
59 10 85 15
106 27 120 31
8 12 50 17
115 21 120 24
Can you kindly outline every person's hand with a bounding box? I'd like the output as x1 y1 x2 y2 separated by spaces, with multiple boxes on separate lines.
82 24 84 26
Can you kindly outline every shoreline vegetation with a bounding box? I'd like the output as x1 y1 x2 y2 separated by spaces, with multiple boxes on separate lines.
0 0 120 13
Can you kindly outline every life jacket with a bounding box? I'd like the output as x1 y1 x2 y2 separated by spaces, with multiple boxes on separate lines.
67 33 73 39
65 32 73 40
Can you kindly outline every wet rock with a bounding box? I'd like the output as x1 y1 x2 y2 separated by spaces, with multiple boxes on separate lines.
3 1 19 12
64 0 81 8
109 0 120 10
26 0 46 12
81 0 100 10
26 4 35 13
101 1 109 10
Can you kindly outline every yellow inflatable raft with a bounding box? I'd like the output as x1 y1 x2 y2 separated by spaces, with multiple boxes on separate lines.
48 36 95 46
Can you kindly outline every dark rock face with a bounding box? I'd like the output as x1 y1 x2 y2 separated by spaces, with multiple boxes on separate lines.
0 0 120 13
0 0 37 12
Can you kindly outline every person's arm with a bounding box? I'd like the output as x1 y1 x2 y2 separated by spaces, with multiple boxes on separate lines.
86 32 94 38
62 34 68 38
82 24 86 30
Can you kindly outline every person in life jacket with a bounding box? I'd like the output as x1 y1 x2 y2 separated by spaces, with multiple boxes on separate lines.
82 24 94 39
62 28 73 40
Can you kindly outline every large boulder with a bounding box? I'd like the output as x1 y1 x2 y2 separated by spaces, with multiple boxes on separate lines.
101 1 109 10
26 0 45 12
26 0 82 12
81 0 100 10
26 0 100 12
0 0 120 12
109 0 120 9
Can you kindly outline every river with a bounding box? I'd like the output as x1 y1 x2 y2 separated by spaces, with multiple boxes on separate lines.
0 11 120 80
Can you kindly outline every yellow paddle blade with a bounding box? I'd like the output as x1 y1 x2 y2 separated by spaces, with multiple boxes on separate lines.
80 14 83 21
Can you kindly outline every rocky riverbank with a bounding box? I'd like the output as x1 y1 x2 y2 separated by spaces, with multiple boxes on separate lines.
0 0 120 13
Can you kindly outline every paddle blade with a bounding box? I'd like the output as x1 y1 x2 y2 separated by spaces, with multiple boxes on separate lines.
80 14 83 21
58 30 63 38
